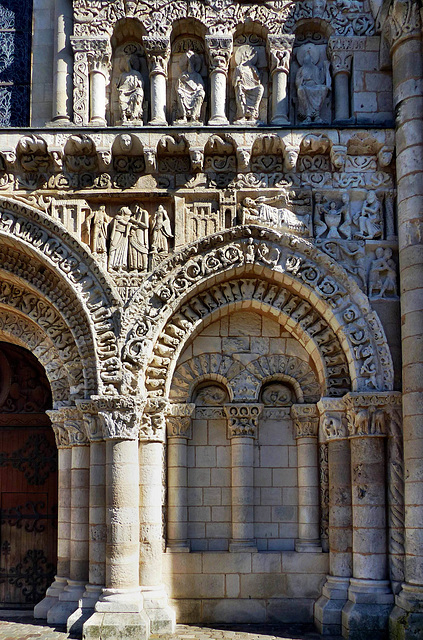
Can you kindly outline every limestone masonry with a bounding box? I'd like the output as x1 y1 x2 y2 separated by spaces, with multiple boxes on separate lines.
0 0 422 639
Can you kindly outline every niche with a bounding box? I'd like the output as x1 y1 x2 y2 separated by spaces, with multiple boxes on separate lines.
229 32 269 125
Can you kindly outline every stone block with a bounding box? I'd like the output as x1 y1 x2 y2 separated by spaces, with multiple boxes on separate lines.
267 598 314 623
252 552 282 573
285 573 326 599
240 573 287 599
171 574 225 599
203 552 251 574
83 612 149 640
202 598 266 623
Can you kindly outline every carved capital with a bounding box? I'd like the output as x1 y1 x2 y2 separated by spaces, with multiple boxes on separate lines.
72 38 112 74
389 0 422 49
344 392 398 437
139 397 168 442
168 403 196 417
167 416 192 439
318 397 348 441
91 395 144 440
330 50 353 75
47 408 70 448
205 34 233 74
291 404 319 438
267 34 295 75
75 399 103 442
224 403 263 438
52 406 89 446
143 36 171 76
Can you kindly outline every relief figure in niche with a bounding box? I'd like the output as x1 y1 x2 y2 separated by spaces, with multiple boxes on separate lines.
368 247 397 298
233 44 264 124
353 191 382 239
128 205 149 271
117 54 144 124
108 206 132 270
151 205 173 255
175 50 205 124
314 192 351 239
84 205 110 256
295 43 331 123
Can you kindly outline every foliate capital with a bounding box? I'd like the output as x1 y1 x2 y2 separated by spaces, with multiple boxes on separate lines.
139 397 169 442
224 403 263 438
48 406 88 446
267 34 295 75
205 34 233 73
388 0 422 50
291 404 319 438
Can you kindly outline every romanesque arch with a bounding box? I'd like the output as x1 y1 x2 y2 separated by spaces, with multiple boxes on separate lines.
123 225 393 397
0 197 122 396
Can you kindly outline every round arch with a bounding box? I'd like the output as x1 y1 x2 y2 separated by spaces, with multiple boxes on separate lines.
123 226 393 396
0 197 122 395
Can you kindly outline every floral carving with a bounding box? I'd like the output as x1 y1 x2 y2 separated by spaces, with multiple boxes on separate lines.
291 404 319 438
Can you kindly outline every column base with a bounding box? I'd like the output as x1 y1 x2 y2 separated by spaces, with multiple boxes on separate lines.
66 584 102 635
342 578 394 640
314 575 350 636
83 612 150 640
271 115 290 125
208 116 229 125
34 575 68 619
389 583 423 640
141 585 176 634
295 539 323 552
46 579 86 625
89 118 107 126
149 118 168 126
229 539 258 553
166 541 190 553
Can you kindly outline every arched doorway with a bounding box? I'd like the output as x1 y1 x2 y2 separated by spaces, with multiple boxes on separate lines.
0 342 57 609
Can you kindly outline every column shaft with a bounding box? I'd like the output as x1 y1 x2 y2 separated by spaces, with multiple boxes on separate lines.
329 439 352 578
209 70 228 125
230 437 255 550
90 70 107 125
139 441 163 588
167 437 189 550
52 0 72 121
334 72 350 121
150 73 167 125
271 71 289 124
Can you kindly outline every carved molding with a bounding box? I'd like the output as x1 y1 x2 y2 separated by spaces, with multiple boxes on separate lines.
224 403 263 438
91 395 144 440
343 391 399 437
291 403 319 438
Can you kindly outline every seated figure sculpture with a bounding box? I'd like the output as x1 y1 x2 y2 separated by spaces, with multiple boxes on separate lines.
295 43 331 123
353 191 382 239
175 50 205 124
117 54 144 124
233 44 264 124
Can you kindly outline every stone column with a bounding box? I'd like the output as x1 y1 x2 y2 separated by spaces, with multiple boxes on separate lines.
387 3 423 636
224 403 262 552
48 409 90 626
67 401 106 634
291 404 322 552
144 36 170 126
267 34 295 125
328 38 353 123
34 410 71 619
342 393 393 640
314 398 352 636
88 41 111 126
206 34 233 125
138 401 175 634
166 404 195 552
83 397 149 640
51 0 73 122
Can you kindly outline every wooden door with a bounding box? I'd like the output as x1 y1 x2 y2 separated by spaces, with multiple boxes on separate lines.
0 342 57 608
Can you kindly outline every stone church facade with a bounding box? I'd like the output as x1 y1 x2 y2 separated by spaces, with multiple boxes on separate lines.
0 0 421 639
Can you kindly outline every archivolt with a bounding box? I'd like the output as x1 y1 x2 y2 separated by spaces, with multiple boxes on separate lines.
124 226 393 395
170 352 321 404
0 197 122 394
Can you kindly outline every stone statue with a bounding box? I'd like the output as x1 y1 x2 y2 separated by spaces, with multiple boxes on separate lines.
233 44 264 124
295 43 331 123
117 54 144 124
175 50 205 124
353 191 382 239
151 205 173 255
129 205 149 271
242 195 309 235
314 193 328 238
314 192 352 239
338 192 353 239
368 247 397 298
84 206 110 255
108 206 132 270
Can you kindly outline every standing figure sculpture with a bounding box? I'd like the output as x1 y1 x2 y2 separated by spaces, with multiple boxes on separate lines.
295 43 331 123
233 45 264 124
151 205 173 256
175 50 205 124
117 54 144 124
84 205 110 256
108 206 133 270
128 205 149 271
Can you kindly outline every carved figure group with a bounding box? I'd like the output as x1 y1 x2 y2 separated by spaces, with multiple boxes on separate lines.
314 192 352 239
243 194 310 235
295 43 331 123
